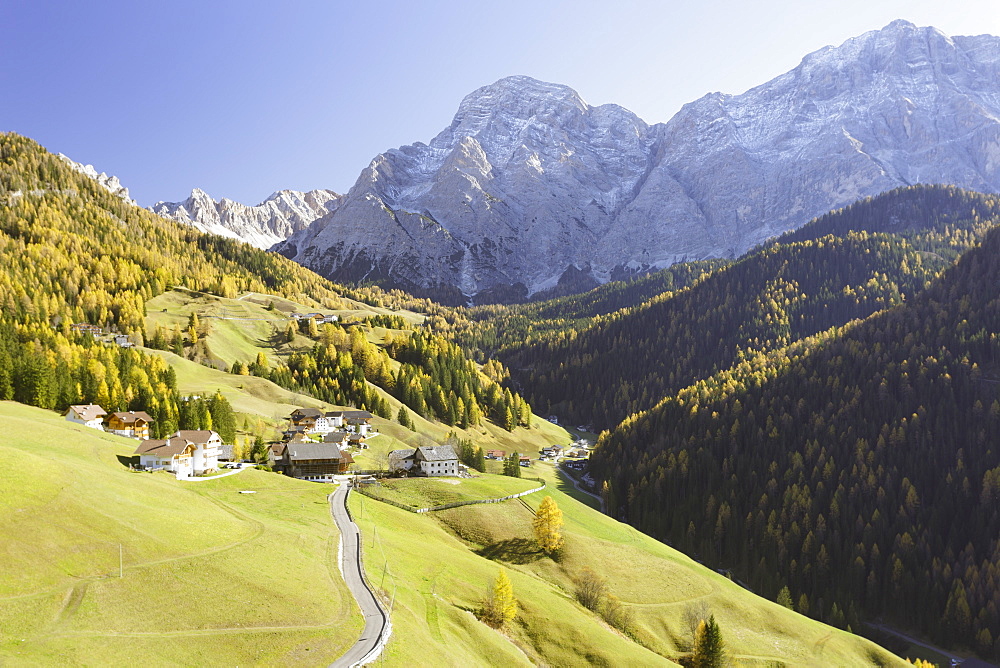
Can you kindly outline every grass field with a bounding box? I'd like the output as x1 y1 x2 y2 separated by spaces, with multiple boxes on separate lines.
351 460 906 667
363 474 540 509
0 402 361 665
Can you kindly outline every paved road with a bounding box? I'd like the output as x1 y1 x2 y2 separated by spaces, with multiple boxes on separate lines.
558 466 605 513
867 622 963 665
329 483 391 668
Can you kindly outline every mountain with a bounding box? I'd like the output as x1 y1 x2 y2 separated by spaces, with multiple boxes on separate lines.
274 20 1000 304
57 153 134 204
589 202 1000 659
152 187 342 249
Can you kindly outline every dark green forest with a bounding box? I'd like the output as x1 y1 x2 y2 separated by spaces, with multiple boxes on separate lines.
590 213 1000 657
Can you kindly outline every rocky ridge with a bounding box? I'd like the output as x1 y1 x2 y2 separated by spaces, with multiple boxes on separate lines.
58 154 135 204
272 21 1000 303
152 188 342 249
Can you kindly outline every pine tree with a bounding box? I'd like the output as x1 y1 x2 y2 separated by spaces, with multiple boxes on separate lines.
533 496 564 555
691 615 725 668
776 586 793 609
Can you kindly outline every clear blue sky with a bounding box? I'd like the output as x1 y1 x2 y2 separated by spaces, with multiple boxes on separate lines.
3 0 999 206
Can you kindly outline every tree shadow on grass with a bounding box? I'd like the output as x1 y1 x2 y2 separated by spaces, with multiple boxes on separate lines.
477 538 544 564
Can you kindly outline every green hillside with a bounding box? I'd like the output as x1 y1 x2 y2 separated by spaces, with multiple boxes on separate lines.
351 463 904 666
0 401 360 665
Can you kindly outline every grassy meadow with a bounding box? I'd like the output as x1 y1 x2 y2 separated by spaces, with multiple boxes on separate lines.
350 461 906 667
0 402 361 665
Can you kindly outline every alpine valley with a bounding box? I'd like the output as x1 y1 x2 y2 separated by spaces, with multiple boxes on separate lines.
4 15 1000 668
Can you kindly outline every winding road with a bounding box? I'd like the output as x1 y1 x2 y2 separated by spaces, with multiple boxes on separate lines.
329 482 392 668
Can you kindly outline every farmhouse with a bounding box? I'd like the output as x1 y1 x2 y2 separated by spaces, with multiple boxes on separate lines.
323 431 350 446
332 410 374 435
106 411 153 440
277 441 355 481
65 404 107 430
485 449 506 460
135 430 222 476
289 407 323 430
388 444 458 477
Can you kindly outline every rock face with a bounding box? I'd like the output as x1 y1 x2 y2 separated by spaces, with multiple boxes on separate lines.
152 188 342 250
58 154 135 204
276 20 1000 303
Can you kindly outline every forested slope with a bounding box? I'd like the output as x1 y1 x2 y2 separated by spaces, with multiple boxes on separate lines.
590 209 1000 659
500 185 1000 430
0 133 529 435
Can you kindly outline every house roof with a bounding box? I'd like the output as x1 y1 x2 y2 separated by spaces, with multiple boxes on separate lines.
68 404 107 421
170 430 218 444
291 408 323 418
288 432 311 444
286 442 343 462
348 433 366 442
416 445 458 462
389 448 416 462
486 449 506 456
333 410 373 420
111 411 153 424
134 439 187 457
270 443 287 457
323 431 350 443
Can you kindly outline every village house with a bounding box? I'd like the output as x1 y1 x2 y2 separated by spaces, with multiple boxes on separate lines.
323 431 350 446
134 430 222 477
388 444 459 477
348 432 367 449
519 455 532 467
288 407 323 431
106 411 153 440
65 404 107 430
341 410 374 434
485 449 507 460
277 441 354 482
113 334 133 348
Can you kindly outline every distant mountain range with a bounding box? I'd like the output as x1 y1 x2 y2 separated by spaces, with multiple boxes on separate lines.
154 20 1000 304
151 188 342 250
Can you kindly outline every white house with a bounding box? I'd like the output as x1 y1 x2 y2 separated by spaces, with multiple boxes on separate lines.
65 404 107 430
134 430 222 477
388 444 458 477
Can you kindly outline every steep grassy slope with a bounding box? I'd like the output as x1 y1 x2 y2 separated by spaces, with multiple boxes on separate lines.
0 402 360 665
350 462 904 666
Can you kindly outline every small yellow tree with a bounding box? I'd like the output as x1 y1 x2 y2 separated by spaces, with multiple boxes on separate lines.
533 496 564 555
481 567 517 628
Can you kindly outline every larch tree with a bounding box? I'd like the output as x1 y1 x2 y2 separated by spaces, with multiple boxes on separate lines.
481 567 517 628
533 495 564 555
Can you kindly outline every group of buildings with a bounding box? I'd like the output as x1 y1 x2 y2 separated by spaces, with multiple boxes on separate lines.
67 400 473 483
65 403 221 478
269 407 377 482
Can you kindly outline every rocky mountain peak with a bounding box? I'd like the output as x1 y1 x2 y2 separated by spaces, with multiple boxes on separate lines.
57 153 134 204
151 187 342 250
253 23 1000 304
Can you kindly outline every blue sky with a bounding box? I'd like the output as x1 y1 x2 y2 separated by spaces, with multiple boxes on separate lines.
3 0 999 206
